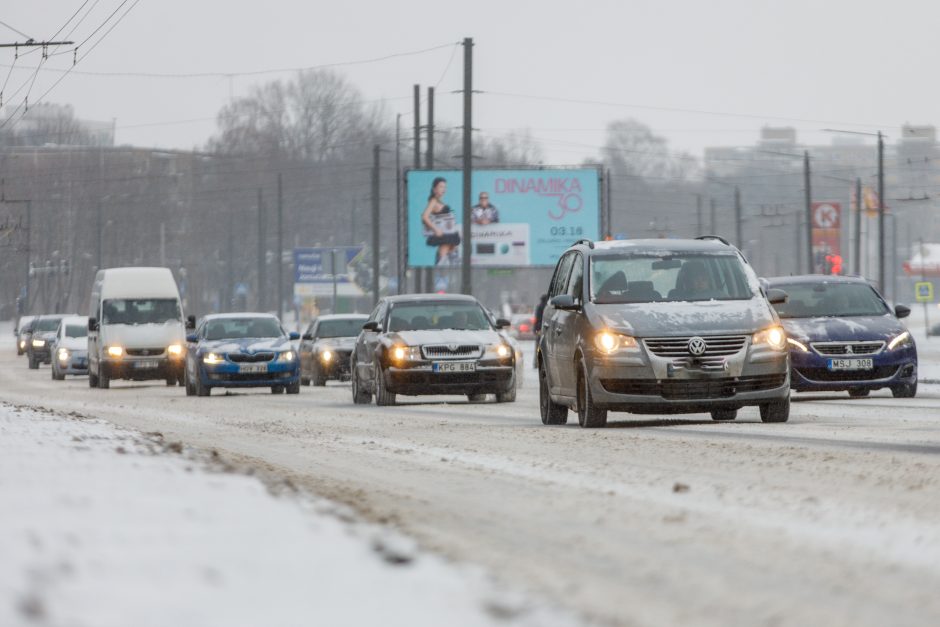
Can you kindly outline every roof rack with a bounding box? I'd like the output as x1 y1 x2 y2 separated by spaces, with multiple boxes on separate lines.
573 238 594 249
695 235 731 246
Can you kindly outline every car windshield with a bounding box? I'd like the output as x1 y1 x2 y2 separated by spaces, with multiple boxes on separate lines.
102 299 180 325
770 283 889 318
35 318 63 332
66 325 87 338
387 302 490 331
317 318 366 338
204 317 283 340
590 253 754 303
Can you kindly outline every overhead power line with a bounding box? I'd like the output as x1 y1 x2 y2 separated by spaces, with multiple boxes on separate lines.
0 19 33 40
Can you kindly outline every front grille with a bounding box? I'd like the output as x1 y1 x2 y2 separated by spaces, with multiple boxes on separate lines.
811 341 885 356
601 374 786 399
228 352 275 363
421 344 483 360
796 366 898 382
208 371 292 382
126 347 165 357
644 335 747 357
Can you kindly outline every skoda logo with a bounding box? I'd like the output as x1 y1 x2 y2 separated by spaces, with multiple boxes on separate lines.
448 343 459 352
687 337 707 356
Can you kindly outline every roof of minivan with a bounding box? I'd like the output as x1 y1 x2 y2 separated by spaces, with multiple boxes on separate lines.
587 238 735 254
98 267 180 299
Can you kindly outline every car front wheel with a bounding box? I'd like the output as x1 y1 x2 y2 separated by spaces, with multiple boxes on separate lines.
891 381 917 398
576 361 607 428
539 363 568 425
351 359 372 404
374 361 396 406
759 397 790 423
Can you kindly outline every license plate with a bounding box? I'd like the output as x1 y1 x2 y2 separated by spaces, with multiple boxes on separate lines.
134 361 158 370
433 361 476 373
827 358 874 371
239 363 268 374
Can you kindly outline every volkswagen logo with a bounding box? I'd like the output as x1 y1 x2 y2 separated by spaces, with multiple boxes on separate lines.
687 337 707 356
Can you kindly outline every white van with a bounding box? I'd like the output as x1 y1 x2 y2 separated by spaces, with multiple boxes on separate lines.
88 267 186 389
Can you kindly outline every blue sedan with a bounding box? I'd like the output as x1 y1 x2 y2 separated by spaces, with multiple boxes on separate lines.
184 313 300 396
766 275 917 398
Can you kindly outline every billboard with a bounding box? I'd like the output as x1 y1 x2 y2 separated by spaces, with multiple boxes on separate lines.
293 246 366 297
406 167 601 267
811 202 841 274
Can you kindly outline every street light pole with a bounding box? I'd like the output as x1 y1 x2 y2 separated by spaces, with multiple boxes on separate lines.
803 151 813 273
877 131 886 293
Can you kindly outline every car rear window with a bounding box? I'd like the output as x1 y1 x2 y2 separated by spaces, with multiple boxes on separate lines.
770 283 889 318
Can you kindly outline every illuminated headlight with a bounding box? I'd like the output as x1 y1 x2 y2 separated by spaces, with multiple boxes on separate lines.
106 345 124 358
57 348 70 362
31 339 46 348
167 344 184 358
593 330 638 355
19 340 25 349
887 331 913 351
202 352 224 365
320 349 333 363
277 350 296 363
752 326 787 351
485 343 513 359
390 345 421 362
786 337 809 352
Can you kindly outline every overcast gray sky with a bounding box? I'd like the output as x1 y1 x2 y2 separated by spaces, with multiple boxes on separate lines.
1 0 936 161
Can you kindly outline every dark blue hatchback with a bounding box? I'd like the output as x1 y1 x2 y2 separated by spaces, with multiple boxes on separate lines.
765 275 917 398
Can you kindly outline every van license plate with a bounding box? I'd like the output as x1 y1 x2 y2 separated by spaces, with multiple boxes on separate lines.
827 358 873 371
433 361 476 373
135 361 158 370
239 363 268 374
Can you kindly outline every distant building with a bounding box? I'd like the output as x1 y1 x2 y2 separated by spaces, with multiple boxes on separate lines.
0 103 114 147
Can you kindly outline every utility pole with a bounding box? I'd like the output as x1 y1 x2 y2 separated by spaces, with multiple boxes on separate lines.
803 151 813 273
854 177 862 275
277 173 284 321
734 187 742 249
371 144 381 306
395 113 403 294
257 188 266 311
460 37 473 295
709 197 716 235
96 201 102 270
877 131 885 292
606 169 612 238
413 84 422 293
695 194 703 238
425 86 436 294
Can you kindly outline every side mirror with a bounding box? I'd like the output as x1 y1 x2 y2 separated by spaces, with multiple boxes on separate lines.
186 333 198 343
288 331 300 341
766 289 788 305
302 333 313 341
186 315 196 330
551 294 580 311
894 304 911 319
88 317 99 332
363 321 381 332
495 318 511 328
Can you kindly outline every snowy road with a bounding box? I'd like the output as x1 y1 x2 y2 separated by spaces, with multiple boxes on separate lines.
4 339 940 626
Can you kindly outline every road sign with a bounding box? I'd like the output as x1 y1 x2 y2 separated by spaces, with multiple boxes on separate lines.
915 281 934 303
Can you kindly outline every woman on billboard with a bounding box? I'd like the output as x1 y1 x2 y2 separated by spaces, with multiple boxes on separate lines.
421 177 461 265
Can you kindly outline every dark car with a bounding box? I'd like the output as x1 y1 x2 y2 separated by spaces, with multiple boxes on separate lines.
300 314 368 386
350 294 517 406
26 314 71 370
184 313 301 396
15 315 35 356
765 275 918 398
509 313 537 340
538 238 791 428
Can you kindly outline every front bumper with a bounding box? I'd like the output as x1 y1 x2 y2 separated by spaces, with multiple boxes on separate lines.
789 345 917 392
55 350 89 375
102 357 183 381
317 349 352 379
201 361 299 388
29 346 52 363
385 361 514 395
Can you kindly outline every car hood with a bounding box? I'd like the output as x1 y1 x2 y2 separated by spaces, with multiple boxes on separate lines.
101 322 185 348
314 336 357 350
36 332 57 342
200 337 292 354
780 315 905 342
592 298 775 338
58 337 88 351
388 329 501 346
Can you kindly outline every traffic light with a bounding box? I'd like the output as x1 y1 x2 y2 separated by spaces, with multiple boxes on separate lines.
824 254 843 275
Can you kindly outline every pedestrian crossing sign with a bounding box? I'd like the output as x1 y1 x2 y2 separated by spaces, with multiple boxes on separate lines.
915 282 934 303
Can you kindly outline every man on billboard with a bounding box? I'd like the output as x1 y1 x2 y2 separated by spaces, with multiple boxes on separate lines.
471 192 500 225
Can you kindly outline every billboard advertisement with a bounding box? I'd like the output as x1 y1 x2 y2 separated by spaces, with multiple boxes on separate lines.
293 246 366 297
811 202 842 274
406 168 601 267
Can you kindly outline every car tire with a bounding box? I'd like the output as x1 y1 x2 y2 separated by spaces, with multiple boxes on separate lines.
891 381 917 398
300 375 311 386
710 409 737 421
539 363 568 425
89 369 99 388
195 372 210 397
184 371 195 396
576 361 607 428
165 376 177 387
28 354 39 370
759 397 790 423
271 385 285 394
496 383 517 403
52 365 65 381
467 393 487 403
286 380 301 394
848 388 870 398
351 360 372 404
374 362 396 406
313 363 327 387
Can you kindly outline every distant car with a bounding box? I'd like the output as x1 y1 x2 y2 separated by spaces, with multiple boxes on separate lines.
509 313 537 340
15 315 35 356
26 314 72 370
350 294 518 406
184 313 300 396
299 314 368 386
51 316 90 380
766 275 918 398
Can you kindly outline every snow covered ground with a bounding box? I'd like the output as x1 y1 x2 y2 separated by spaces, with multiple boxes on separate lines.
0 404 578 627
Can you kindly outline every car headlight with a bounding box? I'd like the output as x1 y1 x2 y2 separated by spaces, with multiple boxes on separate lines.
389 345 422 362
277 350 295 363
57 348 70 362
593 330 639 354
320 349 333 362
887 331 913 351
786 338 809 352
106 345 123 358
167 343 184 357
202 352 224 365
485 343 513 359
752 326 787 351
31 339 46 348
19 340 25 349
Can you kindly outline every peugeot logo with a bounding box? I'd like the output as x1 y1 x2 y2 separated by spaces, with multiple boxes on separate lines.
687 337 707 356
845 345 854 355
